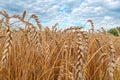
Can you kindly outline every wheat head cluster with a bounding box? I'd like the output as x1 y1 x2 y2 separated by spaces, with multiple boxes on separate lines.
0 11 120 80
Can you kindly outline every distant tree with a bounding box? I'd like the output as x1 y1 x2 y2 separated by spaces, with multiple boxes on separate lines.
108 27 120 36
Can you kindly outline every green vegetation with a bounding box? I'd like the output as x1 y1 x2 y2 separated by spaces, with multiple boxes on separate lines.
108 27 120 36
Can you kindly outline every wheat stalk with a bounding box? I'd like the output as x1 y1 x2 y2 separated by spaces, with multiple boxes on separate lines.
58 41 68 80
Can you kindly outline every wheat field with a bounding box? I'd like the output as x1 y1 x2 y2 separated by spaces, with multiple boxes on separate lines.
0 11 120 80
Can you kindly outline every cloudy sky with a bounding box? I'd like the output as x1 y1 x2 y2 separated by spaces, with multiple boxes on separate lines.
0 0 120 29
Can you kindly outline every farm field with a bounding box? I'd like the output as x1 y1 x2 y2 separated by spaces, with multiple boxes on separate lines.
0 11 120 80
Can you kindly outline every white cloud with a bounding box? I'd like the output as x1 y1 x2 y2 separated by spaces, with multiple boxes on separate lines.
0 0 120 29
104 0 120 10
104 16 112 20
94 6 103 12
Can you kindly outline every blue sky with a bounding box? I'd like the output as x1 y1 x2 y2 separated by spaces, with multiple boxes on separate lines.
0 0 120 30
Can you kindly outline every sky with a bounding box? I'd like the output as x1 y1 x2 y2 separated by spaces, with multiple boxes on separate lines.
0 0 120 30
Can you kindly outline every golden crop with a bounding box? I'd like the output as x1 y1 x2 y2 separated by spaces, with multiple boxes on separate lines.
0 11 120 80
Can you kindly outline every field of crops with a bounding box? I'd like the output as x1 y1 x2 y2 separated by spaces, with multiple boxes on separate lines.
0 11 120 80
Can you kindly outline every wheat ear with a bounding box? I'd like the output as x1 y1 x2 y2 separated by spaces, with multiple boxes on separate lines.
30 14 42 30
1 11 12 68
109 42 115 80
75 30 85 80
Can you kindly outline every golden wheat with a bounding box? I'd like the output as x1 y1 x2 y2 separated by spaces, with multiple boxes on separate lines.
0 11 120 80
